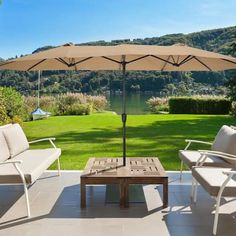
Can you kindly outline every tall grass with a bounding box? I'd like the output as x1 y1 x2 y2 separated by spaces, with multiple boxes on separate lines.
24 93 108 118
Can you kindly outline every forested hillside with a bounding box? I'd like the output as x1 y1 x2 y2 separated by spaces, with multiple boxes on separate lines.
0 26 235 96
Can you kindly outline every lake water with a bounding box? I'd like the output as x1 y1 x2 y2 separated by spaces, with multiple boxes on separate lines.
106 93 157 115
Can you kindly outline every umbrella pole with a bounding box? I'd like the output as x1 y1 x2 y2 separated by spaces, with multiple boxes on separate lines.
121 58 127 166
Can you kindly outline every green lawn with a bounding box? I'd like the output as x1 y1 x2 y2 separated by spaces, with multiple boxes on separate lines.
23 113 236 170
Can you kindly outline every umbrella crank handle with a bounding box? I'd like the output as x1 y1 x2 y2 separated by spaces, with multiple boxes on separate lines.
122 113 127 123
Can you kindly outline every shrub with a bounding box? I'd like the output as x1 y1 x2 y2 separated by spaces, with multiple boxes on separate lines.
0 87 27 123
0 87 25 120
169 96 231 114
64 103 92 115
146 97 169 113
87 95 108 111
24 96 58 116
56 93 107 115
56 93 87 115
230 101 236 117
0 89 108 120
0 93 9 125
11 115 23 125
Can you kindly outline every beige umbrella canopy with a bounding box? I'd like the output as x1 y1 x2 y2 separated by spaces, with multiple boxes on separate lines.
1 43 236 71
1 43 236 166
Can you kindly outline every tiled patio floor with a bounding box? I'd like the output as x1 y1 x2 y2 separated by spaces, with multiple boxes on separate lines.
0 171 236 236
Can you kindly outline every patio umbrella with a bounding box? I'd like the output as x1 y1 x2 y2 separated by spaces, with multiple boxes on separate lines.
1 43 236 166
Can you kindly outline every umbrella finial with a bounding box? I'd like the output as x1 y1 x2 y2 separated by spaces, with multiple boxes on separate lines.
63 42 74 46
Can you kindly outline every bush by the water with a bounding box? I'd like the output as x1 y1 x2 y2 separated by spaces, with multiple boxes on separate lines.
146 97 169 113
24 96 57 116
24 92 107 117
0 87 108 125
169 96 231 114
86 95 108 112
64 103 92 115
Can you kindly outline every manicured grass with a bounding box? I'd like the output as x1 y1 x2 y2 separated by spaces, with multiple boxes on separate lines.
23 113 236 170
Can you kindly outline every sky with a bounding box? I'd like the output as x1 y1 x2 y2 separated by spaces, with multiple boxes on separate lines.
0 0 236 59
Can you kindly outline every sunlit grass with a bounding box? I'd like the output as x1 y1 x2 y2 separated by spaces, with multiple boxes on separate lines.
23 113 236 170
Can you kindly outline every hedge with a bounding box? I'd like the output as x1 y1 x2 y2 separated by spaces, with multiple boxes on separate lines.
169 96 231 114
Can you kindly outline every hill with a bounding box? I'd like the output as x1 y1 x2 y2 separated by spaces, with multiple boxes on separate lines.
0 26 236 96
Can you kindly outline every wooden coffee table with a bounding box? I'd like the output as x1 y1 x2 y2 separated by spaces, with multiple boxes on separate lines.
80 157 168 208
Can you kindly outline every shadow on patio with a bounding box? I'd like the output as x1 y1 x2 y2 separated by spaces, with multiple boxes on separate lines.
0 172 236 235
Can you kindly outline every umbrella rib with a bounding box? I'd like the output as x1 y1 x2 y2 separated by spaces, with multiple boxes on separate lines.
193 56 212 71
150 55 175 66
102 56 121 64
178 55 193 66
221 58 236 65
56 58 70 66
73 57 93 66
126 55 150 64
170 55 176 64
56 57 93 68
0 60 15 67
27 59 47 71
161 55 171 71
176 56 180 64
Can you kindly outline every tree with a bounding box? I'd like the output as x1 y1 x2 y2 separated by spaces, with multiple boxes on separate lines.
225 42 236 100
231 42 236 53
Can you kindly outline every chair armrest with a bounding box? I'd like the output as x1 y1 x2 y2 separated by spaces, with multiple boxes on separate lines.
0 160 22 166
29 138 57 148
198 150 236 162
29 138 56 144
0 160 27 186
184 139 212 150
223 170 236 176
216 169 236 200
185 139 212 145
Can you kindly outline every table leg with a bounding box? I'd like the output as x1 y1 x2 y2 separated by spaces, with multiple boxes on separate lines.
80 178 86 208
163 178 168 208
124 180 129 208
119 179 129 208
120 180 125 208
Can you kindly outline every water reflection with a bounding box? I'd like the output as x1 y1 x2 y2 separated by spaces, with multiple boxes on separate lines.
107 93 158 115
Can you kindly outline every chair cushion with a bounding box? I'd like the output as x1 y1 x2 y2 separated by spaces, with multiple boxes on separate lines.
192 167 236 197
212 125 236 164
3 124 29 157
0 124 12 129
0 148 61 184
179 150 232 168
0 124 12 162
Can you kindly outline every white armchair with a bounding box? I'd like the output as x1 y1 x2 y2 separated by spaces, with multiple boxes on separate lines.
179 125 236 180
192 166 236 235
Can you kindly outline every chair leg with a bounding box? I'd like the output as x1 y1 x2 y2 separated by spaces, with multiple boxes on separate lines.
13 163 31 217
193 182 198 203
180 160 184 181
212 173 232 235
23 183 31 218
213 195 221 235
191 177 198 203
191 177 195 199
57 157 61 176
